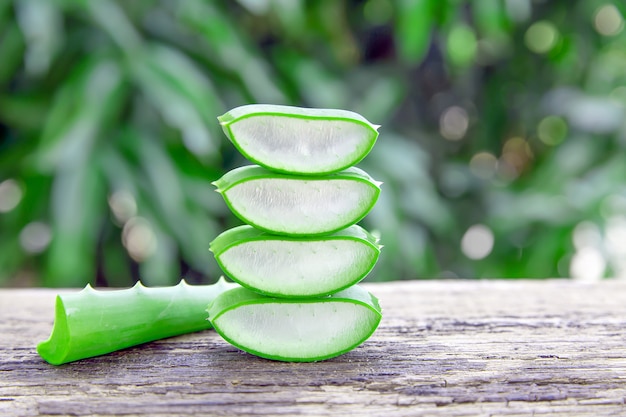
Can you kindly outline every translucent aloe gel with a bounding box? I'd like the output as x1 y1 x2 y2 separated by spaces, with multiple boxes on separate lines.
209 104 384 361
210 225 382 297
213 165 381 236
207 285 382 362
218 104 380 175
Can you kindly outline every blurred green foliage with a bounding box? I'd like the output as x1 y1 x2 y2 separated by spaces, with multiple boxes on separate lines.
1 0 625 287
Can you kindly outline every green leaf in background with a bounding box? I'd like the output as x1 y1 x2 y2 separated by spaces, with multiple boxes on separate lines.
129 46 221 159
177 1 286 104
472 0 509 36
36 57 126 172
2 0 626 286
446 23 478 68
395 0 435 65
0 20 24 85
45 158 106 287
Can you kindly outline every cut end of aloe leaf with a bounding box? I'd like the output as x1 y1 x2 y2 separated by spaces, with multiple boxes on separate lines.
218 104 379 175
214 166 381 236
37 295 71 366
208 286 382 362
211 225 381 297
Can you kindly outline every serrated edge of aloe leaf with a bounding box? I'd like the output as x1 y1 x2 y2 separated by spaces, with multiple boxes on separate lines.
210 225 381 298
207 285 382 362
37 278 237 365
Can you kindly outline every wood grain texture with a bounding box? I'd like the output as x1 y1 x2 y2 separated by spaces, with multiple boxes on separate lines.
1 280 625 416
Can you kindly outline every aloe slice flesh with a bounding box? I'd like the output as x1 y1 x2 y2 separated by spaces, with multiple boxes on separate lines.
207 285 381 362
213 165 381 236
218 104 380 175
210 225 381 297
37 278 237 365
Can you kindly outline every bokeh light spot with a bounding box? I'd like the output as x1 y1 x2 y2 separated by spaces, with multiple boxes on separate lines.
605 216 626 256
537 115 567 146
593 4 624 36
461 224 494 260
447 25 477 67
19 222 52 254
503 137 532 157
440 106 469 141
108 190 138 225
570 247 606 281
469 152 498 180
572 221 602 251
497 156 519 182
0 179 23 213
525 21 559 54
498 137 533 181
122 217 157 262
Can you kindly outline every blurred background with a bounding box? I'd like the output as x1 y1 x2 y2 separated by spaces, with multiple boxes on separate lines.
1 0 625 288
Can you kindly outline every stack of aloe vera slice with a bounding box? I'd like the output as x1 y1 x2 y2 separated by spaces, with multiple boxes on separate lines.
208 104 383 362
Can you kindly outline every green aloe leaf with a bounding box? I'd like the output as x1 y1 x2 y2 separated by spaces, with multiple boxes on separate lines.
207 285 382 362
37 278 237 365
213 165 381 236
218 104 380 175
210 224 382 297
395 0 435 65
0 21 24 85
129 44 221 158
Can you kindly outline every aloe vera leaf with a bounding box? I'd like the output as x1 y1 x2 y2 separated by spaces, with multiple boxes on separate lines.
213 165 382 236
37 278 237 365
207 285 382 362
210 225 382 297
218 104 380 175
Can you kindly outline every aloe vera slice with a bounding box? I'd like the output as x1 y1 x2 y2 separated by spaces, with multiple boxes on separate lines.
218 104 380 175
213 165 381 236
37 278 237 365
210 225 381 297
207 285 382 362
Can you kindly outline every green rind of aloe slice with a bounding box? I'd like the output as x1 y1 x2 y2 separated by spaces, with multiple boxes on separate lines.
218 104 380 175
213 165 382 236
210 225 382 298
207 285 382 362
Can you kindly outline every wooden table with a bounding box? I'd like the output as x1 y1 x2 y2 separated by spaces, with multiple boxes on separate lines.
1 280 625 416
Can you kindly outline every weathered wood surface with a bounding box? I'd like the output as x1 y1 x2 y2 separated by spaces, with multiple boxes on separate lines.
1 280 625 417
